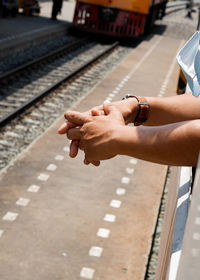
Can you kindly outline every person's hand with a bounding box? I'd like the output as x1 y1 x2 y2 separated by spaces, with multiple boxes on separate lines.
66 102 125 162
58 98 137 164
58 108 103 166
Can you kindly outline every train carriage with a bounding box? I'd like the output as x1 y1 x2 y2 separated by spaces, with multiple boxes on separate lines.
73 0 168 38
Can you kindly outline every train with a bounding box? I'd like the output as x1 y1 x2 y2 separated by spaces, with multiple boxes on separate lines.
73 0 168 38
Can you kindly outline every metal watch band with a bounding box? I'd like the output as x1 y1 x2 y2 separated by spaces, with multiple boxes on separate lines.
122 94 150 126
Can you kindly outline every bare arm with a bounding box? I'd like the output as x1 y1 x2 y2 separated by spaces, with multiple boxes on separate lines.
58 93 200 134
144 93 200 126
114 120 200 166
58 92 200 165
65 103 200 167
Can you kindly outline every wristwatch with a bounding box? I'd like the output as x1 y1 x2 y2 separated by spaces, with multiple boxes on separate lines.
122 94 150 126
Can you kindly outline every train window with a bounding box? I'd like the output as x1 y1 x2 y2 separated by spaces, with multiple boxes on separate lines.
120 26 123 34
129 19 132 26
78 10 82 18
124 17 128 26
116 26 119 33
110 25 113 32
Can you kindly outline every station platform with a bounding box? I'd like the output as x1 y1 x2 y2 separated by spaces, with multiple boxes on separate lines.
0 0 75 57
0 28 184 279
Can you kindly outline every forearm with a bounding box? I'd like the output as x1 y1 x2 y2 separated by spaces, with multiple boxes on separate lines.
144 93 200 126
115 120 200 166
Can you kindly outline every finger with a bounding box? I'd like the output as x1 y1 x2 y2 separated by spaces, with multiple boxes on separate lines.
69 140 79 158
79 140 84 151
58 122 68 134
84 157 90 165
91 107 104 116
92 160 101 166
83 156 100 167
58 121 76 134
67 127 82 140
84 155 100 166
64 111 91 125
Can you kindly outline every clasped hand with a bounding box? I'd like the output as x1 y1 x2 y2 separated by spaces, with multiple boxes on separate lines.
58 102 126 166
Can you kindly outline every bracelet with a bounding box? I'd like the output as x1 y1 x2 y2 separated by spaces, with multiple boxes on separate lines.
122 94 150 126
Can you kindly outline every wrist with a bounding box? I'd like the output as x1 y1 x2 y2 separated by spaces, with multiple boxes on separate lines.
122 95 150 126
112 126 136 156
123 98 138 124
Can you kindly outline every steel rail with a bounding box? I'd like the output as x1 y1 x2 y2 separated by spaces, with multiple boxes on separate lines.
0 41 119 128
0 36 90 83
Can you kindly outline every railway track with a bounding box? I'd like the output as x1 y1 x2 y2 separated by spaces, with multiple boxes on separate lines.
0 3 191 129
0 38 133 170
0 4 197 279
0 2 196 171
0 37 119 128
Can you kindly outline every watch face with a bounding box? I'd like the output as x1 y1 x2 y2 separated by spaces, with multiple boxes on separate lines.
135 100 150 125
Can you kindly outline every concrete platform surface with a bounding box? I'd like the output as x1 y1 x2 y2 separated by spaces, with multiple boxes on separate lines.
0 31 184 279
0 0 75 56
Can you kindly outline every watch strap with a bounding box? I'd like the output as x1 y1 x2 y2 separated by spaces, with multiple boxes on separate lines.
122 95 150 126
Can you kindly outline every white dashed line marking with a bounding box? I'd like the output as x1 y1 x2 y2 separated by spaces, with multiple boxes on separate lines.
193 232 200 240
113 89 119 94
126 167 134 174
27 185 40 193
105 97 112 102
110 199 121 208
123 77 129 81
191 248 199 257
0 230 4 237
97 228 110 238
195 217 200 225
63 146 70 152
129 158 138 165
3 212 18 222
158 40 183 97
46 163 57 171
116 188 126 195
109 93 115 98
104 214 116 222
89 246 103 257
121 177 130 184
55 155 64 161
16 198 30 207
80 267 95 279
37 173 49 181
